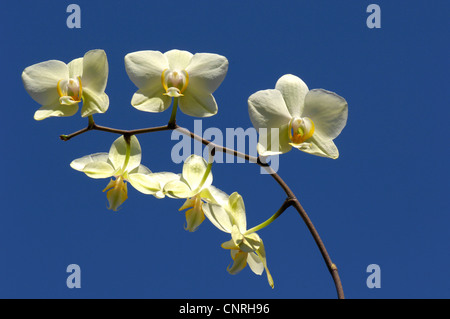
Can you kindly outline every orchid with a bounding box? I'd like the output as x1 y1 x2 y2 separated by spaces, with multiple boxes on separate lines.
248 74 348 159
22 47 350 296
163 154 226 232
203 192 274 288
70 135 162 211
124 49 228 117
22 49 109 121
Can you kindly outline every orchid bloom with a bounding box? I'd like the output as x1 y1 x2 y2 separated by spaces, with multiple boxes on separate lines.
203 192 274 288
163 154 224 232
248 74 348 159
22 49 109 121
124 49 228 117
70 135 163 211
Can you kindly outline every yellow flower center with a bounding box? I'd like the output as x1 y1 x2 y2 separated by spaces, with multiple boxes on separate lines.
161 68 189 97
289 117 315 145
57 76 82 105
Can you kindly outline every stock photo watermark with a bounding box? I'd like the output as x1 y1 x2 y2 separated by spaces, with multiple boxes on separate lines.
366 4 381 29
366 264 381 289
171 120 281 174
66 4 81 29
66 264 81 289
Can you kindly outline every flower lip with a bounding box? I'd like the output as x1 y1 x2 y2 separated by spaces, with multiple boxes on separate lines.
288 117 315 145
57 76 82 105
161 68 189 97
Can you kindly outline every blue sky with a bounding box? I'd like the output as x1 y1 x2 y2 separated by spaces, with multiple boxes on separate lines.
1 0 449 299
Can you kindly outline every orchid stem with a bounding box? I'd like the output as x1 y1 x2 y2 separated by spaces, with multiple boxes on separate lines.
168 97 178 126
245 199 292 235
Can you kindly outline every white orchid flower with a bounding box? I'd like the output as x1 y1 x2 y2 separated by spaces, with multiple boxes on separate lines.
70 135 163 211
203 192 274 288
163 154 224 232
248 74 348 159
124 49 228 117
22 49 109 121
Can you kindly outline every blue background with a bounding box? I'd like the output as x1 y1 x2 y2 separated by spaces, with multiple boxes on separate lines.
1 0 449 299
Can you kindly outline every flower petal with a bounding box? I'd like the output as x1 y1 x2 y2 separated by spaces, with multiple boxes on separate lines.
124 50 168 90
164 49 193 70
256 122 292 156
248 89 292 131
33 102 79 121
67 57 83 79
129 164 152 175
200 185 229 205
256 239 274 288
81 87 109 117
81 49 109 94
108 135 141 172
227 192 247 233
203 202 233 233
226 251 248 275
70 152 110 171
296 131 340 159
178 90 218 117
148 172 180 199
240 232 261 253
163 180 192 198
127 172 161 195
185 53 228 94
275 74 309 118
247 251 264 275
130 87 171 113
182 154 212 191
22 60 68 106
302 89 348 140
81 161 115 179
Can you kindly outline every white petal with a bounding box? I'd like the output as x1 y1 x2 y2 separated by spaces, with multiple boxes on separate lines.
248 89 292 131
275 74 309 118
81 161 115 179
124 50 168 90
129 164 152 175
22 60 68 106
164 49 193 70
33 102 79 121
81 49 108 94
256 122 292 156
185 53 228 94
130 87 171 113
203 202 233 233
256 239 274 288
108 135 141 172
295 131 339 159
227 251 248 275
163 180 192 198
247 252 264 275
128 173 161 194
81 87 109 117
70 152 110 171
200 185 229 205
178 90 218 117
227 192 247 233
182 154 212 191
149 172 180 186
68 58 83 79
302 89 348 140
